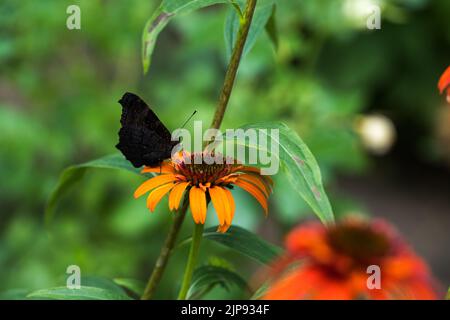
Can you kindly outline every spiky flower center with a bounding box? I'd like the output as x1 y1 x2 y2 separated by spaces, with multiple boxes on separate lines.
175 153 237 186
327 224 390 262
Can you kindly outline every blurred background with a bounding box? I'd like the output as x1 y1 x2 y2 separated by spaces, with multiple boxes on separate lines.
0 0 449 298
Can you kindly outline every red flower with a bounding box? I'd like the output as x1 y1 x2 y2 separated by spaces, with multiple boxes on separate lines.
263 218 439 300
438 66 450 103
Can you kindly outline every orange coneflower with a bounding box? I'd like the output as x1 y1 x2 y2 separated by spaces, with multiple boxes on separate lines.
134 152 272 232
262 218 439 300
438 65 450 103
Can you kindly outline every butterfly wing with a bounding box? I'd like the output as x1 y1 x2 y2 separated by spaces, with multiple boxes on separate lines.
116 92 178 168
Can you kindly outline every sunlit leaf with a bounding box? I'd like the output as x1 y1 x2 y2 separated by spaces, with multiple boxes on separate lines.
142 0 229 73
0 289 31 300
82 276 128 296
45 154 143 224
218 122 335 224
162 0 228 13
224 0 275 58
203 225 282 264
27 286 132 300
187 265 248 299
113 278 146 298
141 8 172 74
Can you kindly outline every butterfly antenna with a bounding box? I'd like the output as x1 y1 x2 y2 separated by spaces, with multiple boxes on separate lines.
180 110 197 129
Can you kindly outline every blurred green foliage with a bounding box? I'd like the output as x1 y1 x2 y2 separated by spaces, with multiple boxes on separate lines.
1 0 449 298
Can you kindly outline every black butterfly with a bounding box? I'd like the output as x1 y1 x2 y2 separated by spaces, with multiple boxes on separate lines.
116 92 179 168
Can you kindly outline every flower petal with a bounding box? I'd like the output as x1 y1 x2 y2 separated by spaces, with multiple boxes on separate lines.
235 165 260 174
223 187 235 221
209 186 231 226
262 175 274 187
216 174 238 185
189 186 207 224
263 267 324 300
238 173 271 197
237 166 274 187
146 183 174 212
134 174 177 198
141 162 175 174
215 188 235 233
168 182 190 211
438 66 450 94
235 179 268 215
217 223 230 233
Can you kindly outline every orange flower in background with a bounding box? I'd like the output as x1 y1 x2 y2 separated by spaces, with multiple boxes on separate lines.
263 218 439 300
438 65 450 103
134 152 272 232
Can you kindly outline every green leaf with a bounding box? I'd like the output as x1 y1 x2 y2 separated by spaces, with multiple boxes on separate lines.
446 288 450 300
45 153 143 224
219 122 335 224
224 0 275 58
0 289 31 300
82 276 128 296
27 286 132 300
264 4 278 49
113 278 146 297
162 0 228 13
142 0 229 73
187 265 248 299
141 8 172 74
203 225 282 264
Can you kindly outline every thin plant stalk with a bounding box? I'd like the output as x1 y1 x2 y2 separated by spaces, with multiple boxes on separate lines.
177 222 205 300
141 200 188 300
210 0 257 129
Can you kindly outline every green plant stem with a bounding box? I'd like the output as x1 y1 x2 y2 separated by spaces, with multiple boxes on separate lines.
141 200 188 300
177 222 205 300
210 0 258 129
